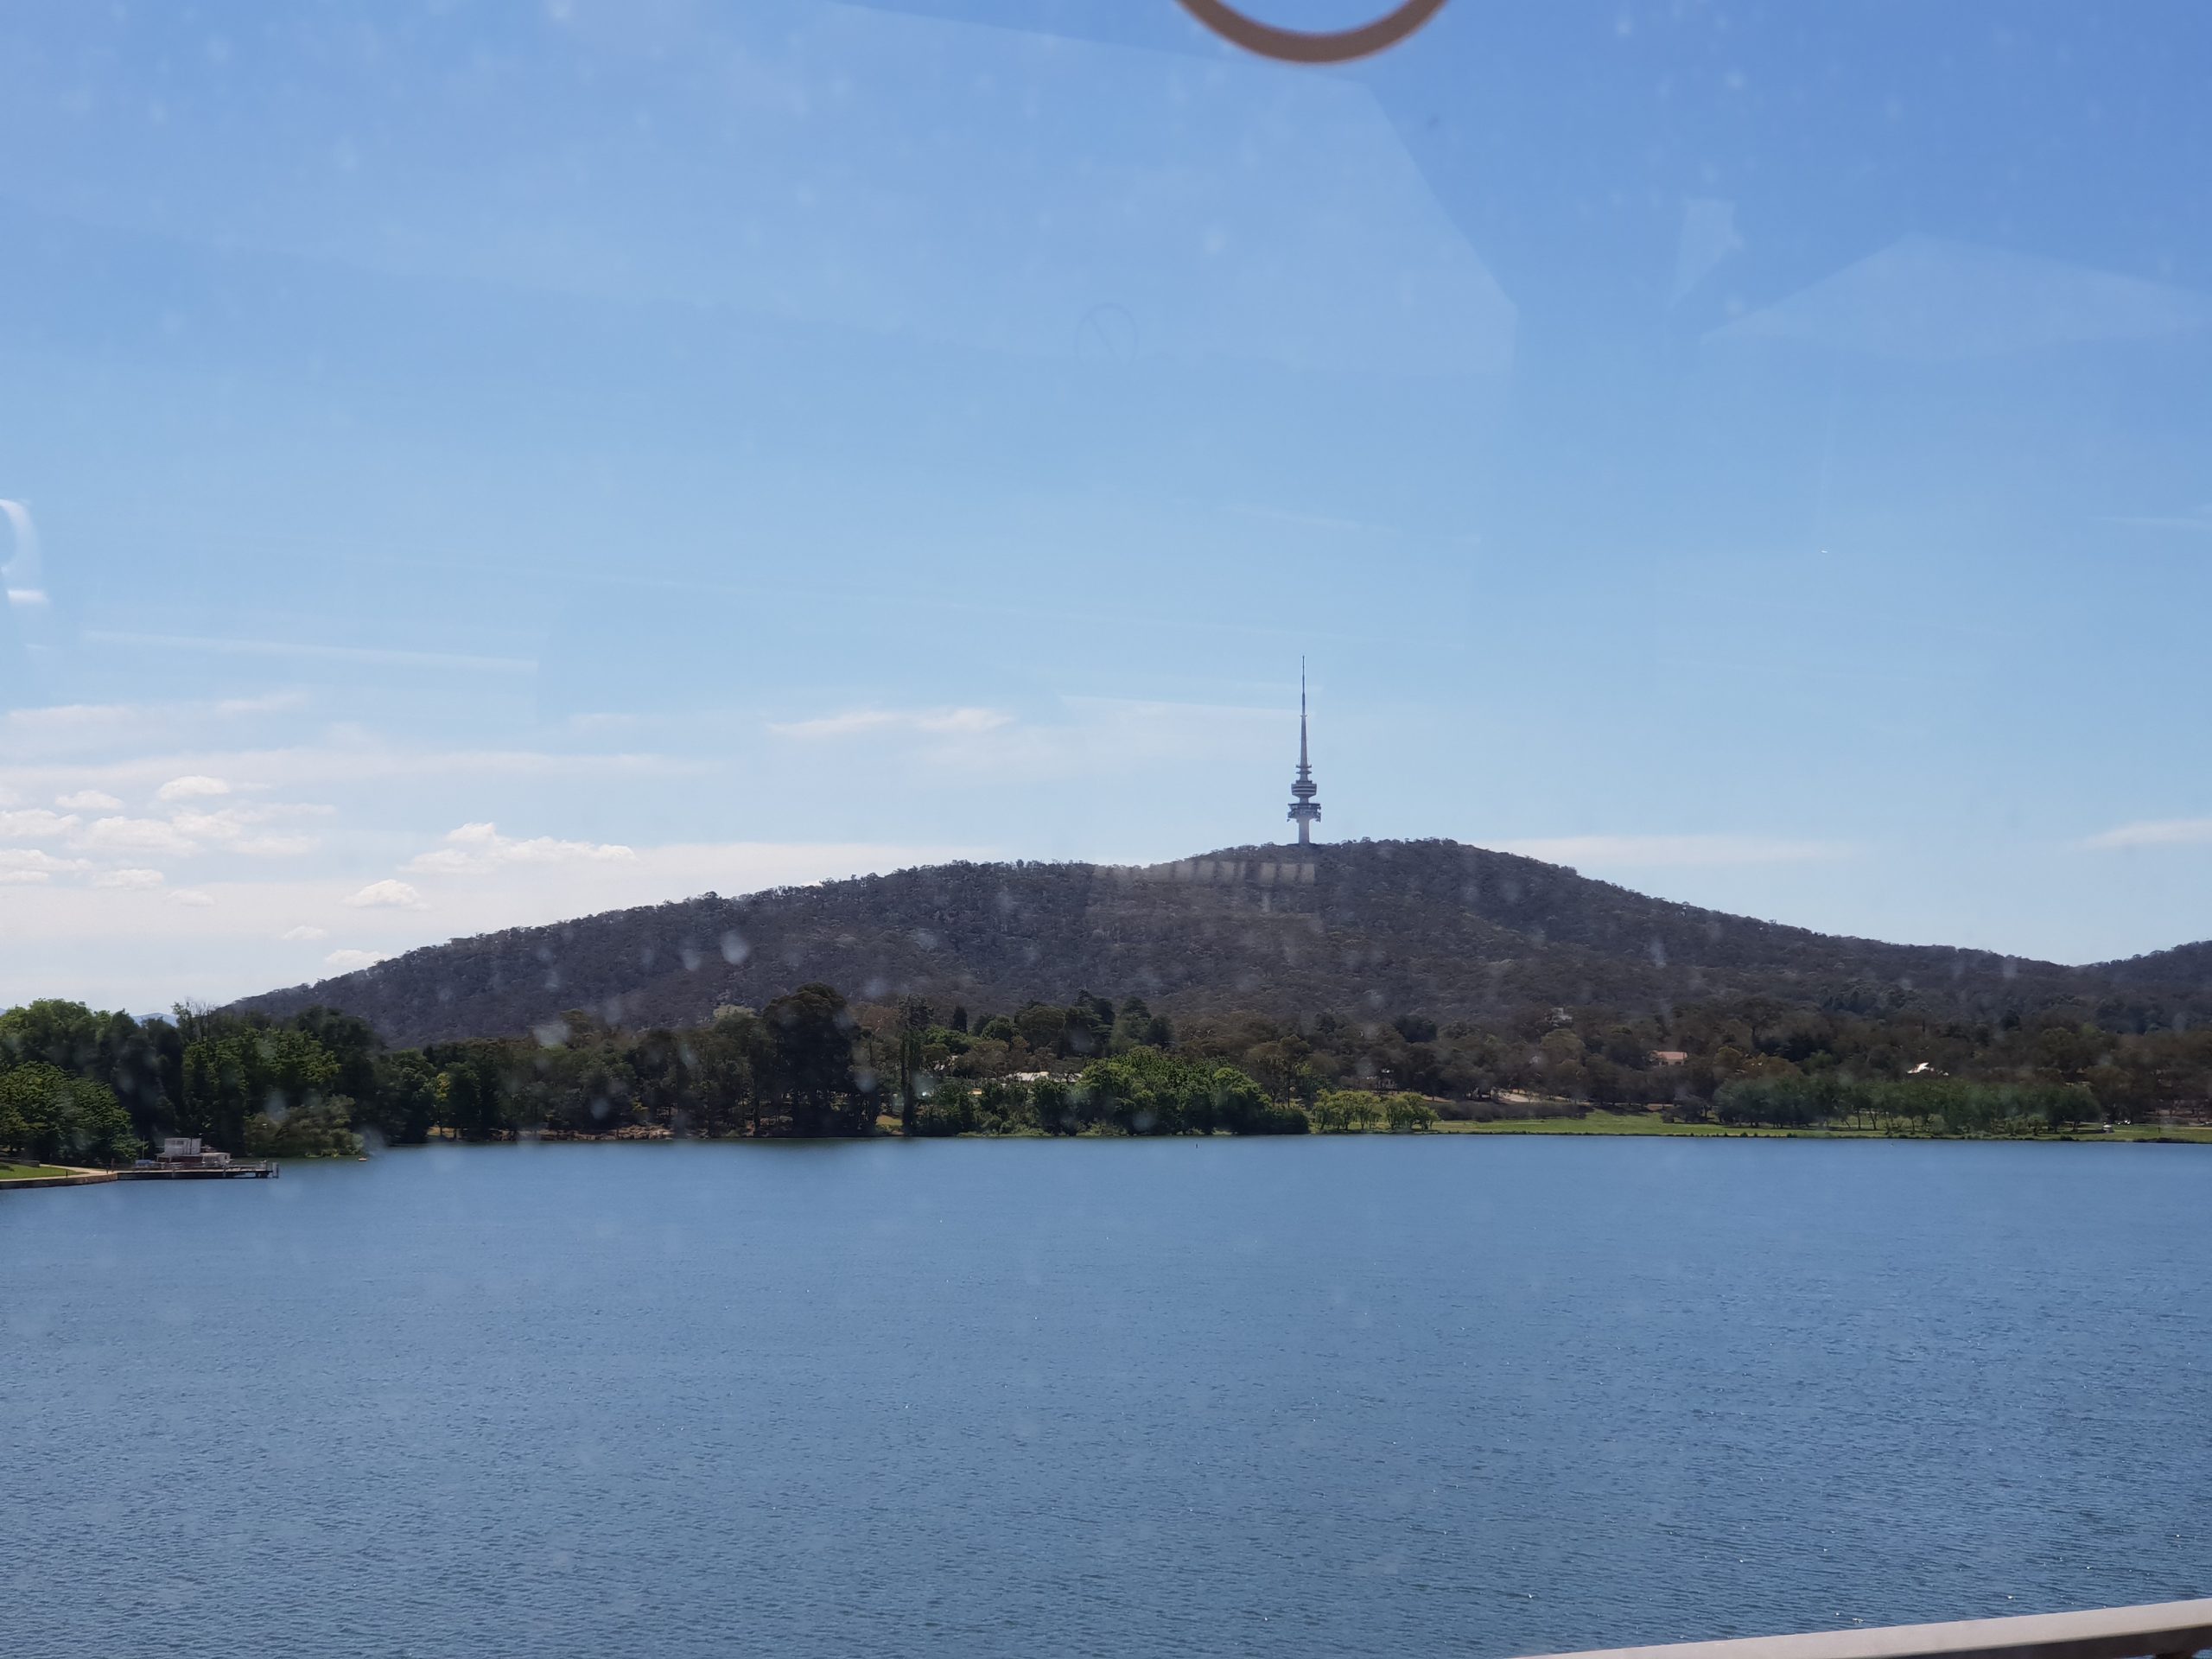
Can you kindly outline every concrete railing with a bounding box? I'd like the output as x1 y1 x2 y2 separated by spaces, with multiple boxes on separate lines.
1518 1600 2212 1659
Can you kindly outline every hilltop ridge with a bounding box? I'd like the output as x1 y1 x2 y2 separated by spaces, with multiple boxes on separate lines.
229 839 2212 1046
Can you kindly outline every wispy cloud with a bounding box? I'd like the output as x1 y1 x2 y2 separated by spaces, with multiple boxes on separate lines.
404 821 636 876
2083 817 2212 850
83 817 201 857
765 696 1281 785
323 948 386 972
156 774 232 802
2 849 91 878
56 790 122 810
3 704 134 734
771 706 1014 741
0 839 988 1008
0 694 315 769
168 888 215 907
83 630 535 676
0 809 77 839
1491 834 1856 868
166 803 329 857
1 498 43 602
92 868 163 890
0 786 327 885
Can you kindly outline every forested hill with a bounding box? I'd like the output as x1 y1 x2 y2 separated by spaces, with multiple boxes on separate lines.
231 839 2212 1046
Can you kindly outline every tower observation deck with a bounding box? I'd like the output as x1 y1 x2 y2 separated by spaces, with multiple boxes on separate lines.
1287 661 1320 846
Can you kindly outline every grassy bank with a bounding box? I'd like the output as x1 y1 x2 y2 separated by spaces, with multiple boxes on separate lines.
0 1160 70 1179
1430 1111 2212 1143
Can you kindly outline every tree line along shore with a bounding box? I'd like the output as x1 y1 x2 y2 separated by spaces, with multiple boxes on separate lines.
5 981 2211 1165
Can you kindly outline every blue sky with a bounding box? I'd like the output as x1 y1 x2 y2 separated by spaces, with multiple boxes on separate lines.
4 0 2212 1011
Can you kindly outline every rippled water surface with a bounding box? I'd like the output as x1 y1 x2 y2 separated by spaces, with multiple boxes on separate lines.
6 1138 2209 1658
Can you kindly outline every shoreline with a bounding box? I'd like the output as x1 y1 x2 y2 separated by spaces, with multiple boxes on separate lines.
0 1165 122 1190
407 1116 2212 1147
1434 1112 2212 1143
17 1121 2207 1179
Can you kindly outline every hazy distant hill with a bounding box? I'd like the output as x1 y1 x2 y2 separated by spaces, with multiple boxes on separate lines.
232 838 2209 1046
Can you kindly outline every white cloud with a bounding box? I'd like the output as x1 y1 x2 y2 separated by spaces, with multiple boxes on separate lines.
282 924 328 941
83 816 201 857
0 741 696 804
214 691 312 716
323 949 387 972
404 821 636 876
0 693 321 768
92 868 164 890
168 888 215 907
161 804 326 855
168 809 248 841
1490 835 1855 869
79 804 327 861
1 498 42 592
1 849 90 877
156 774 232 802
344 879 429 910
771 707 1013 741
0 808 78 840
5 704 133 733
2083 818 2212 850
232 834 320 857
86 630 534 676
0 869 50 885
56 790 123 810
0 839 983 1010
762 696 1279 787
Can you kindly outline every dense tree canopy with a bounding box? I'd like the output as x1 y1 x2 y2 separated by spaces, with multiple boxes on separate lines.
0 1062 140 1165
6 973 2209 1159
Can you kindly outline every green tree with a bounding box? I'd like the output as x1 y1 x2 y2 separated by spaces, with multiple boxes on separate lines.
0 1064 142 1164
1383 1092 1439 1132
1014 1003 1068 1058
1031 1077 1077 1135
1313 1089 1386 1132
101 1011 181 1147
692 1008 766 1136
432 1046 512 1141
181 1026 341 1154
365 1052 440 1145
244 1097 362 1158
896 995 931 1135
0 999 103 1073
766 983 861 1136
1074 1049 1303 1136
289 1007 381 1109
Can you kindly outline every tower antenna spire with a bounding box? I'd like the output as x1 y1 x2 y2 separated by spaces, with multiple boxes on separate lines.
1287 658 1320 846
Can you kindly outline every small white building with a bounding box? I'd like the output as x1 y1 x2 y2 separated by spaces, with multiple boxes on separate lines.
155 1137 232 1169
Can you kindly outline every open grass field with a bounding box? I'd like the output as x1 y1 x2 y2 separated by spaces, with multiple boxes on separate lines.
0 1161 71 1180
1433 1113 1860 1138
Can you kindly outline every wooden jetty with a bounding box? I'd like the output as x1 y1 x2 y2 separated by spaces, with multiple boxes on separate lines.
118 1163 277 1180
117 1138 278 1181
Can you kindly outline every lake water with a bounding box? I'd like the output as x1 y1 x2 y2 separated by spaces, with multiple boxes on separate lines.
5 1138 2209 1658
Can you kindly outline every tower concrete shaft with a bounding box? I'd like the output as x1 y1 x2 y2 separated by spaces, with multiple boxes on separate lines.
1287 660 1320 846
